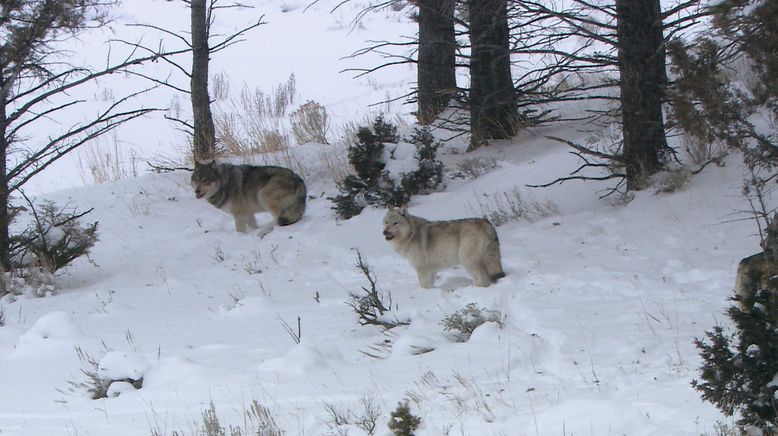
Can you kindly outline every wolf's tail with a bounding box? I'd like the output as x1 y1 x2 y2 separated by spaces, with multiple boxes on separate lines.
278 180 307 226
483 224 505 282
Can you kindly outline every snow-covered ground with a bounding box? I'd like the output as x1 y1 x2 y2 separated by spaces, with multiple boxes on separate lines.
0 0 764 435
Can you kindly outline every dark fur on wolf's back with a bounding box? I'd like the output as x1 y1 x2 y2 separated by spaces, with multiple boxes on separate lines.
191 161 307 232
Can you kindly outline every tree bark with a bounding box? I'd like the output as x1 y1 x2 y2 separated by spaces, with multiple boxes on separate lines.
191 0 216 161
468 0 518 151
0 80 9 271
416 0 457 125
616 0 669 189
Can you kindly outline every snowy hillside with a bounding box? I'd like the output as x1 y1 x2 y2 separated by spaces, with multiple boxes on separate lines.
0 0 768 435
0 130 758 435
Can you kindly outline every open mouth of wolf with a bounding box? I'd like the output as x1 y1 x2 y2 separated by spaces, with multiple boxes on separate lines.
384 232 395 241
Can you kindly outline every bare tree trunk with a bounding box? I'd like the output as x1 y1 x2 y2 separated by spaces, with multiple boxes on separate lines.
191 0 216 161
616 0 669 189
468 0 518 151
0 83 9 271
416 0 457 125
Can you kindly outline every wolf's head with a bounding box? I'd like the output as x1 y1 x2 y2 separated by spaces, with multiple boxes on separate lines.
191 160 222 199
383 206 411 242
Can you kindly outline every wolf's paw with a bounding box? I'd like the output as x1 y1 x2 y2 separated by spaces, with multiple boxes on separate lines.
440 276 471 292
254 225 274 238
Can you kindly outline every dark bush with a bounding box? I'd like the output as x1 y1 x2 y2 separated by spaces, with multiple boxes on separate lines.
331 116 444 219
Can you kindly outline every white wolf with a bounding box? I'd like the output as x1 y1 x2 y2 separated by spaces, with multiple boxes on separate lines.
383 207 505 288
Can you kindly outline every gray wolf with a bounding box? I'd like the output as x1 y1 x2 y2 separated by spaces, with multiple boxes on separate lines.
383 207 505 288
735 252 770 311
191 160 307 233
735 214 778 311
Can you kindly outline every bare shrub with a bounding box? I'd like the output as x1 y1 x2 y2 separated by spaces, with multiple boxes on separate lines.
336 119 363 146
470 187 558 226
453 156 500 179
67 347 111 400
77 132 140 185
247 400 283 436
151 400 283 436
317 145 351 184
680 133 727 168
347 250 409 329
324 396 382 435
290 100 330 144
211 72 230 100
258 128 291 153
214 75 297 156
441 303 505 342
249 145 309 181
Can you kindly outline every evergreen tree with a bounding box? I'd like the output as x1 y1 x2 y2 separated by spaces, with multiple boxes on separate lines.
694 215 778 433
400 127 445 196
388 400 421 436
331 118 445 219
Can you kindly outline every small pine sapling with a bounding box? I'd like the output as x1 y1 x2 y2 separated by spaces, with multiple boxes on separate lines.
387 400 421 436
332 116 399 219
399 127 445 198
331 118 445 219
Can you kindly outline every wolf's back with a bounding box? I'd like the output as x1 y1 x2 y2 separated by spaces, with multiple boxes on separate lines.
256 166 306 226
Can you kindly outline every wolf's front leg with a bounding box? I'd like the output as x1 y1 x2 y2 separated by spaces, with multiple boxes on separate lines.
417 269 436 289
233 215 250 233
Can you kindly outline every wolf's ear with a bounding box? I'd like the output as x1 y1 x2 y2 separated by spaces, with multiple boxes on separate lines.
398 206 408 216
195 159 215 167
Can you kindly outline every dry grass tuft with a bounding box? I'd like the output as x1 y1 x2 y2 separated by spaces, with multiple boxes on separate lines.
290 100 330 144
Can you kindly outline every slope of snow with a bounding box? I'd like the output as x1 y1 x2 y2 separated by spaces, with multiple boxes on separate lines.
0 0 765 434
0 130 758 434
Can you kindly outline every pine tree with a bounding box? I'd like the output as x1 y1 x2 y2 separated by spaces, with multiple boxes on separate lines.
331 117 401 219
331 119 445 219
400 127 445 196
694 216 778 433
387 400 421 436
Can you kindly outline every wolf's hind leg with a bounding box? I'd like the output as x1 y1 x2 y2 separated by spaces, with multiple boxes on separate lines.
484 239 505 282
464 259 491 287
233 214 258 233
255 223 274 238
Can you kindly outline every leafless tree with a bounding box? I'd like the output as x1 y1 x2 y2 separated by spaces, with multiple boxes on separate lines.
0 0 188 268
516 0 707 194
190 0 218 161
129 0 265 161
